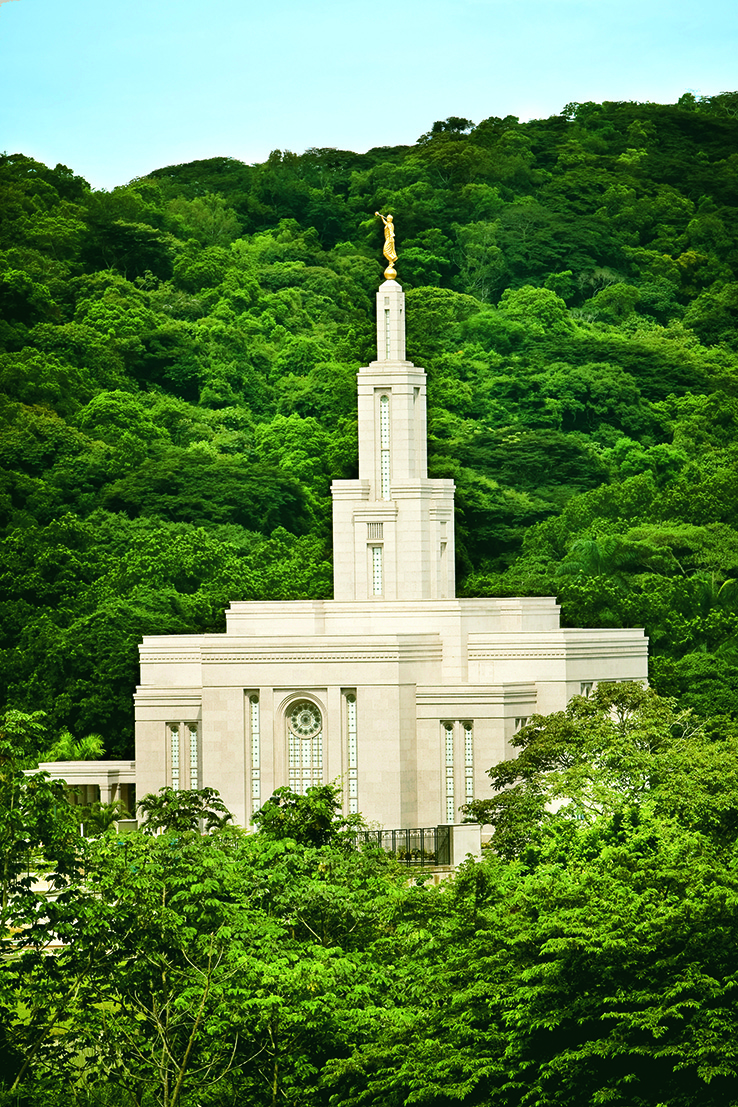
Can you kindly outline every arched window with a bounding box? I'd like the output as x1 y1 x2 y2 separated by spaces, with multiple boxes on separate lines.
287 700 323 795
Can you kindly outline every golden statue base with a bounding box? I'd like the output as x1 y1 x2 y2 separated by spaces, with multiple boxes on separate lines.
384 265 397 280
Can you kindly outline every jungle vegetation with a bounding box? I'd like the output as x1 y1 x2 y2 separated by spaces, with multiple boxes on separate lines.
2 93 738 756
4 684 738 1106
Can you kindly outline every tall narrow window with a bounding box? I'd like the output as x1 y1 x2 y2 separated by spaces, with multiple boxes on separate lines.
379 395 390 500
188 725 199 790
250 695 260 803
372 546 383 596
170 725 180 792
288 701 323 795
346 693 358 814
463 722 474 801
444 723 455 823
384 307 391 358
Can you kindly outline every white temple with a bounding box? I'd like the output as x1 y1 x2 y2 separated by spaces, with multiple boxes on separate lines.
132 275 649 828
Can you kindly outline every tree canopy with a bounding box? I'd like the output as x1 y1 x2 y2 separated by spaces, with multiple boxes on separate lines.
4 692 738 1106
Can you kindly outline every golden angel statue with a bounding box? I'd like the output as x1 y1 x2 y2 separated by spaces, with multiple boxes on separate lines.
375 212 398 279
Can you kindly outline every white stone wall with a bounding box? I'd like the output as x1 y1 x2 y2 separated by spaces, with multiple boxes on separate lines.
134 603 648 828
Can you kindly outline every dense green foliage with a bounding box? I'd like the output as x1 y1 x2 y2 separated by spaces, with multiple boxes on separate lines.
4 689 738 1107
2 92 738 753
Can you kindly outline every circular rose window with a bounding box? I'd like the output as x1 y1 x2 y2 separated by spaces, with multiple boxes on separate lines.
288 701 322 739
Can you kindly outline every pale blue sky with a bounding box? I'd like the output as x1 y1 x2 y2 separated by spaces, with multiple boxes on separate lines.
0 0 736 190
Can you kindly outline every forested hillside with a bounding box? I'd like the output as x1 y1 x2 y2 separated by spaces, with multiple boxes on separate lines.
2 92 738 757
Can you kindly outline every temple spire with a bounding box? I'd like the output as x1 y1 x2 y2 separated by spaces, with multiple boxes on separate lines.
330 221 456 602
375 279 406 363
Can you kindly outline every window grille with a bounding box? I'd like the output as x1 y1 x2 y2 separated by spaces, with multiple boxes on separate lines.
379 395 390 499
250 695 260 802
514 716 528 732
444 723 455 823
170 725 180 791
367 522 383 540
372 546 383 596
463 722 474 800
346 693 358 814
580 682 594 697
287 701 323 795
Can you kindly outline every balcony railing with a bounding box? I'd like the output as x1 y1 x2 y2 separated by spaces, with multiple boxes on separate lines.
351 825 451 866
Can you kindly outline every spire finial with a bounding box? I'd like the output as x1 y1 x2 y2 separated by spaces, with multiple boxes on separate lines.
375 212 398 280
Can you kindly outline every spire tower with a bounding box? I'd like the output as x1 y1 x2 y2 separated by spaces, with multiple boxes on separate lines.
331 277 456 601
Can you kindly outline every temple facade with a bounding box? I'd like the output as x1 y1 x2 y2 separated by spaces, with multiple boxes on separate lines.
133 277 648 829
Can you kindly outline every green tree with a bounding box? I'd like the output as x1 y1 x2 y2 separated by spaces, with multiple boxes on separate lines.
330 687 738 1107
40 728 105 761
253 782 361 847
0 711 86 1098
137 786 234 833
462 682 737 856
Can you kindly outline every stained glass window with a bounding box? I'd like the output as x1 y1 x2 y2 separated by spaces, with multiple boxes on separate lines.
444 723 455 823
380 395 390 500
372 546 383 596
250 696 260 802
189 725 199 790
463 722 474 800
347 693 358 814
288 701 323 795
170 725 180 791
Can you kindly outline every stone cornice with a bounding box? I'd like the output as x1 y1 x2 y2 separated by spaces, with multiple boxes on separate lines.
200 641 443 664
134 689 203 706
416 683 537 706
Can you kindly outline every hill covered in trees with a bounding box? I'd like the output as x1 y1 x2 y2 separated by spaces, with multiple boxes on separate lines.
2 92 738 756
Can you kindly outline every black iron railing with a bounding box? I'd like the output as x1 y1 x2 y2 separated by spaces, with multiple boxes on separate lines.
352 825 451 866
